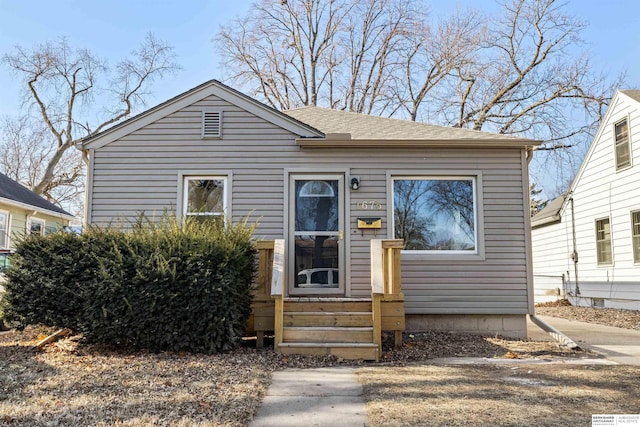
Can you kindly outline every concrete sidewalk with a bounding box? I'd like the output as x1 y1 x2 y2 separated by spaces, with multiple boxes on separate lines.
249 367 368 427
528 315 640 365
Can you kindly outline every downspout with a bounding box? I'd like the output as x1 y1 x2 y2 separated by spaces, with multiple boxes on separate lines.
569 195 580 296
528 314 581 350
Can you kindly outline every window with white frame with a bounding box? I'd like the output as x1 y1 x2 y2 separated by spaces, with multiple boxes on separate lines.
0 211 8 248
392 177 477 252
614 118 631 171
632 211 640 264
595 217 612 265
29 218 45 236
183 177 226 222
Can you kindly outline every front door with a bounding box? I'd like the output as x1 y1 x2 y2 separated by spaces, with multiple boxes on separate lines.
289 174 345 295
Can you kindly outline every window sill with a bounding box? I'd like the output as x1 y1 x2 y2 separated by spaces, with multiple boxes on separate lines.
401 250 485 262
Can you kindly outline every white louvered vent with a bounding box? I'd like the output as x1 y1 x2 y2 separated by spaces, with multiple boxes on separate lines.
202 110 222 137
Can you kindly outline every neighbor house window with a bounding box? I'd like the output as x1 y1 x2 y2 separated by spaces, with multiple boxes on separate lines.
29 218 45 236
393 177 477 252
632 211 640 264
183 177 226 222
0 211 8 248
614 118 631 171
595 217 612 265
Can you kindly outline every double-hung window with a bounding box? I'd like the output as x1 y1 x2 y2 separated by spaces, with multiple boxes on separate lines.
595 218 612 265
632 211 640 264
29 218 45 236
0 211 8 248
392 176 477 253
183 176 227 223
614 118 631 171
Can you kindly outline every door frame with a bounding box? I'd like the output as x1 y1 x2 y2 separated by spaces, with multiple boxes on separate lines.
286 171 349 296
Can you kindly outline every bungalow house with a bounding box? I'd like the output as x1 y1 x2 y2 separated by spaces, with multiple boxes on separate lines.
531 90 640 310
0 172 75 270
82 80 540 359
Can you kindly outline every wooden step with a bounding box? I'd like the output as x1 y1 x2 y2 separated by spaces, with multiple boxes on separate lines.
278 342 379 361
283 326 373 343
284 299 372 313
283 312 373 327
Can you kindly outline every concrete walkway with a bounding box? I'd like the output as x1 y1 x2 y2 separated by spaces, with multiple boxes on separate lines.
249 367 368 427
528 315 640 365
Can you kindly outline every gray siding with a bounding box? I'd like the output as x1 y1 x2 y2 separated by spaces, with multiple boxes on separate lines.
90 93 530 315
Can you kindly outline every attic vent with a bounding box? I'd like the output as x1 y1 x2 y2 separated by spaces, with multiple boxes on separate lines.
202 111 222 137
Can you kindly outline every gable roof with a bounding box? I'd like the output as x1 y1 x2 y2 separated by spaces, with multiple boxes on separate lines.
0 172 74 219
82 80 324 150
531 193 567 228
531 88 640 229
285 106 541 148
621 90 640 102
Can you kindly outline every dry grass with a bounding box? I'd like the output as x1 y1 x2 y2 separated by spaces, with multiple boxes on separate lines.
536 300 640 330
358 363 640 427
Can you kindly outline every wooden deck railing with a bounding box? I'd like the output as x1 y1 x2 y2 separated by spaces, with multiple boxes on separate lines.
249 241 275 348
271 239 285 352
371 239 405 354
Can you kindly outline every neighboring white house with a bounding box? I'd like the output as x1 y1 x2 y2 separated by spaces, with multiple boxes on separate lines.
531 90 640 310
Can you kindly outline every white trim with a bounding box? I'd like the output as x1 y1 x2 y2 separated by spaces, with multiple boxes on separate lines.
28 217 45 236
613 115 632 172
0 196 74 221
594 216 613 267
177 171 233 221
85 148 95 226
386 170 485 260
631 209 640 265
83 80 323 150
0 209 8 249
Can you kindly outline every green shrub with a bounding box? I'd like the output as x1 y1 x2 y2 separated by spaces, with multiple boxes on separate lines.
1 215 257 353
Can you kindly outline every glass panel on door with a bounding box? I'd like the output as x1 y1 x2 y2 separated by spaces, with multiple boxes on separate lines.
294 179 341 289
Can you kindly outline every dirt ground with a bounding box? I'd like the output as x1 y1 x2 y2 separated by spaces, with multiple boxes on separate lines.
0 301 636 426
535 300 640 330
357 363 640 427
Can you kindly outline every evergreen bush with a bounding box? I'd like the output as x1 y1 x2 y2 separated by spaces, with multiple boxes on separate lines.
0 215 257 353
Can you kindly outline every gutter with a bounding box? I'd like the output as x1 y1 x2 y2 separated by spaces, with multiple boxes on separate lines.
528 314 581 350
0 196 75 221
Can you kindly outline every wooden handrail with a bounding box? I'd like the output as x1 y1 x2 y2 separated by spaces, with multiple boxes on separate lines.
255 241 274 298
371 239 405 351
271 239 285 351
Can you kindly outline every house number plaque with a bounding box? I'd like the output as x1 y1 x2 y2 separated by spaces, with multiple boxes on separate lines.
355 200 383 210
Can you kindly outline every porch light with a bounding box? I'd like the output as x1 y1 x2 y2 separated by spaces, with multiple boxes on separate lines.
351 177 360 190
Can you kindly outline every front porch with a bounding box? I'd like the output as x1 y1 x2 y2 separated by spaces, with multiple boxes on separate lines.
247 239 406 361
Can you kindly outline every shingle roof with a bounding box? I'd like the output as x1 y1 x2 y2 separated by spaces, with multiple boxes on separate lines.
0 172 73 217
621 90 640 103
285 106 538 143
531 193 567 228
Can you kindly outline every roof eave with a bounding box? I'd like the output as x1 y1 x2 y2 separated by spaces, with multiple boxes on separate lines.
0 196 75 221
531 214 561 229
295 137 542 148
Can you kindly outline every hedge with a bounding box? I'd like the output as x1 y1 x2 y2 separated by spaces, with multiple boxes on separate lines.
0 215 257 353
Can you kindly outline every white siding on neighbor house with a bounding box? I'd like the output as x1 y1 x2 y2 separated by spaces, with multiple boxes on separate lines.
89 93 531 315
532 92 640 310
531 218 573 303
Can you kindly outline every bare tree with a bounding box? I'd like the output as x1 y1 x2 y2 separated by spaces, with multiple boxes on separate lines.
0 116 83 210
2 34 179 201
394 8 483 121
216 0 426 114
437 0 623 178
